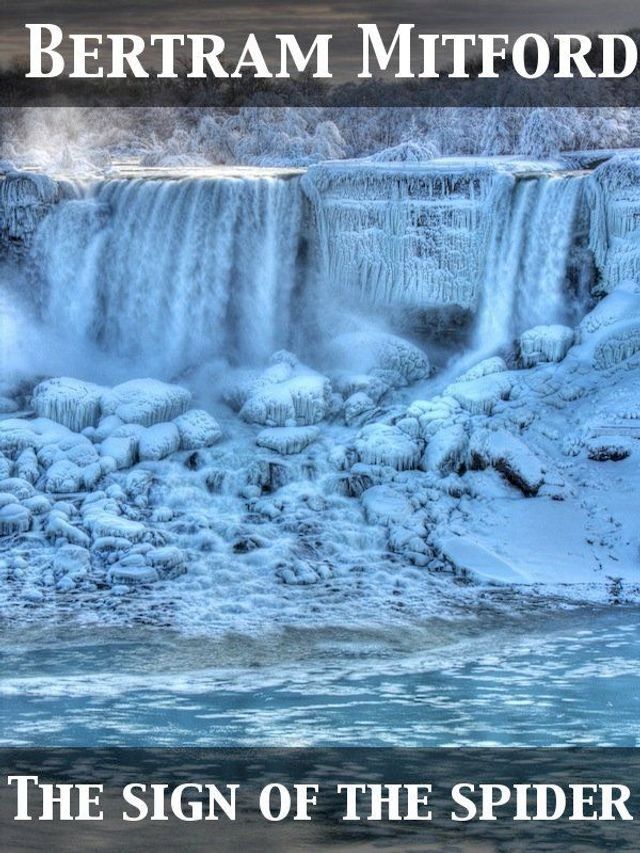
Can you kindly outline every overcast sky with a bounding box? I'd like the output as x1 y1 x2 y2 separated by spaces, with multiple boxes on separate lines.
3 1 640 74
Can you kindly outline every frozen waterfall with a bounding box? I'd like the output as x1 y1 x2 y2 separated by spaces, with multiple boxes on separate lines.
474 172 589 353
31 174 304 374
5 159 598 380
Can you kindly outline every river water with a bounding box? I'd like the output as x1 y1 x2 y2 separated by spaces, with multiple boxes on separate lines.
1 606 638 747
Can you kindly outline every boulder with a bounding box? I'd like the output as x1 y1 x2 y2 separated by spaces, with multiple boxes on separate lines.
0 502 31 535
101 379 191 426
519 324 575 368
256 426 320 455
325 331 430 388
32 377 104 432
469 429 544 496
138 422 181 461
355 424 422 470
173 409 222 450
423 424 468 475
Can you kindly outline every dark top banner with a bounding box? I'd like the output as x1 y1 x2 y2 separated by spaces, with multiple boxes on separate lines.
1 1 640 105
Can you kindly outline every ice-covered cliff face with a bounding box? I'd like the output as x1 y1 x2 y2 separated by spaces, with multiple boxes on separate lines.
303 162 496 311
303 160 592 353
588 155 640 295
30 174 305 374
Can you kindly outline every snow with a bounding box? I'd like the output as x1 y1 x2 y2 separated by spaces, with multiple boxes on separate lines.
437 536 528 584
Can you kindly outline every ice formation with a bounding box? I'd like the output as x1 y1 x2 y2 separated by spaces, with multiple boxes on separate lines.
587 155 640 295
32 377 104 432
518 325 575 368
0 171 60 253
303 160 501 310
228 354 333 427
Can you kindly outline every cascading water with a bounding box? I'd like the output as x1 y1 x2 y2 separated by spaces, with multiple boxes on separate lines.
473 172 588 355
15 161 594 385
31 174 304 376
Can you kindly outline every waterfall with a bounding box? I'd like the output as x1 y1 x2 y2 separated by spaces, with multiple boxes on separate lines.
474 172 588 354
22 163 592 382
31 175 304 375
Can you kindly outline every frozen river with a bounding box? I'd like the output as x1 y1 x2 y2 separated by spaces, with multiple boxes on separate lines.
1 606 639 747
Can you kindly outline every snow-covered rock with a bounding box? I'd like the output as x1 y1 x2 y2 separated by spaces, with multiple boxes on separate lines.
455 356 507 383
99 435 138 469
38 434 99 469
235 355 332 427
422 424 468 475
344 392 376 427
361 485 412 525
445 372 513 416
32 377 104 432
101 379 191 426
173 409 222 450
0 423 39 458
326 331 430 388
43 460 83 493
585 436 633 461
592 319 640 370
53 545 90 583
0 502 31 535
15 447 39 485
0 477 35 500
469 429 544 496
355 424 422 470
256 426 320 455
107 555 159 586
138 423 181 461
87 512 146 542
519 324 575 368
331 372 387 403
577 288 640 342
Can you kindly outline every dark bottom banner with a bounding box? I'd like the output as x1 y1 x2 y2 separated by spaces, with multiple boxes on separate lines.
1 749 639 850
